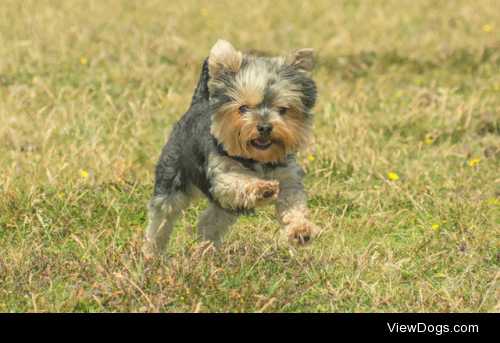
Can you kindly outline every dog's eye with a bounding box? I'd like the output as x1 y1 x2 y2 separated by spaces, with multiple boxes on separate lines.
238 105 249 114
278 107 287 115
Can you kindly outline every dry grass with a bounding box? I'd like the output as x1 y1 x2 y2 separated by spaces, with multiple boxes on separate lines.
1 0 500 312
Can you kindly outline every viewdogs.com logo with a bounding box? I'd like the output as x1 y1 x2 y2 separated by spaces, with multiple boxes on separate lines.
388 323 478 335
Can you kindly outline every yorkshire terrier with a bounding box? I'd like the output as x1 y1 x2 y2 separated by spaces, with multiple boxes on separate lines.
146 40 319 253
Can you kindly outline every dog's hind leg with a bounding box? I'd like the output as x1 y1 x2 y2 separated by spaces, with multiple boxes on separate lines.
146 191 192 253
197 202 239 251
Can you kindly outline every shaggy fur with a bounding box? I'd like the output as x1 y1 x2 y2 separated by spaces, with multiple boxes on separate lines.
146 40 320 253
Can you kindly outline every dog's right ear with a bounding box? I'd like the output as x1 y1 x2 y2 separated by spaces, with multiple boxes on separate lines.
208 39 244 78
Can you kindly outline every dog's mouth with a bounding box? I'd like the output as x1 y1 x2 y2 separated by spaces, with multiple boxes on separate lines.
251 139 272 150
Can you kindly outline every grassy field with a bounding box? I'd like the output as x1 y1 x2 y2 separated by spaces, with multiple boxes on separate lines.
1 0 500 313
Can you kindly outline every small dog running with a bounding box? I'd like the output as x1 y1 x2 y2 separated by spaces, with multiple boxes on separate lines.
146 40 319 253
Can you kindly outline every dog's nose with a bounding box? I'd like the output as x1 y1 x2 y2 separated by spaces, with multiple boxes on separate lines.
257 123 273 136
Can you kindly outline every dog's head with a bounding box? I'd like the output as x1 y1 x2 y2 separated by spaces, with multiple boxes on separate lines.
207 40 317 163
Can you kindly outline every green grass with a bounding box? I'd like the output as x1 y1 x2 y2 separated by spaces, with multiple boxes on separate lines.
1 0 500 312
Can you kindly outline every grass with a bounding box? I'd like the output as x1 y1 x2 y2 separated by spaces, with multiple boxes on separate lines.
1 0 500 313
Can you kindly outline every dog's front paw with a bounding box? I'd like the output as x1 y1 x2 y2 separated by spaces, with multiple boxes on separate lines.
284 219 319 245
254 180 279 206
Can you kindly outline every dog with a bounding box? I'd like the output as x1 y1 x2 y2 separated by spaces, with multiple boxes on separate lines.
146 39 319 253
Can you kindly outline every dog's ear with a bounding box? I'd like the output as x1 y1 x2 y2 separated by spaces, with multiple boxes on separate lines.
286 48 314 78
209 39 244 77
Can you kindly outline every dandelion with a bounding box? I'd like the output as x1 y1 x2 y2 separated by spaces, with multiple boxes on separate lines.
489 199 500 205
81 171 89 178
180 297 184 300
396 92 403 98
199 8 208 16
494 85 499 91
60 193 65 197
415 79 421 85
432 225 439 230
483 24 492 32
388 173 399 180
425 138 433 144
80 58 88 65
442 220 447 223
438 273 444 277
308 155 315 161
469 159 481 166
57 164 62 169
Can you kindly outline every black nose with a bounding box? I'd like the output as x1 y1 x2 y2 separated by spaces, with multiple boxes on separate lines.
257 123 273 136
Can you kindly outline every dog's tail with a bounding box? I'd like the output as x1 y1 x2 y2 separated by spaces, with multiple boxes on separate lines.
190 57 210 106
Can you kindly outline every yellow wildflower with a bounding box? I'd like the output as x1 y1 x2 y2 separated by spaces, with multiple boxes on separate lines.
469 159 481 166
60 193 65 197
388 173 399 180
81 171 89 178
200 8 208 16
483 24 492 32
396 92 403 98
80 58 88 65
400 103 407 108
415 79 421 85
489 199 500 205
438 273 444 277
425 138 433 144
432 225 439 230
494 85 499 91
308 155 315 161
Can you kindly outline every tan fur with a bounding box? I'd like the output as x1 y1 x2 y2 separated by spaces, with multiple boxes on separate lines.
197 202 239 251
146 192 197 252
207 153 279 210
210 84 313 163
270 161 320 244
208 40 244 76
286 48 315 78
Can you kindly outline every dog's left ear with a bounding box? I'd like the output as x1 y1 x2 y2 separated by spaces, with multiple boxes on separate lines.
287 48 315 78
209 39 244 78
